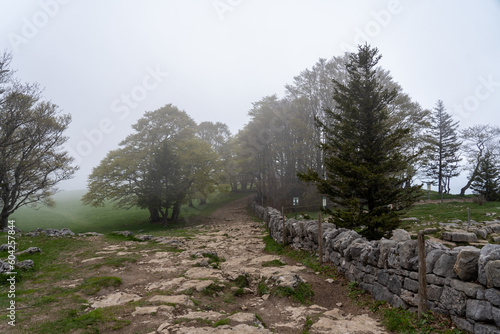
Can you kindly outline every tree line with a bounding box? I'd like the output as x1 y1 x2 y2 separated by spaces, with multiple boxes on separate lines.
1 46 500 237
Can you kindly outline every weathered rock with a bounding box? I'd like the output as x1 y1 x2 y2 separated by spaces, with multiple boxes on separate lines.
112 230 134 237
485 288 500 307
474 323 500 334
441 231 478 243
135 234 154 241
0 260 12 273
149 294 194 306
433 252 458 278
16 259 34 270
485 260 500 288
438 286 467 316
467 300 492 321
453 246 480 281
391 229 411 242
427 284 443 301
92 292 141 308
15 247 42 256
377 239 397 268
479 244 500 287
426 249 447 274
450 279 485 298
451 316 474 333
472 228 488 239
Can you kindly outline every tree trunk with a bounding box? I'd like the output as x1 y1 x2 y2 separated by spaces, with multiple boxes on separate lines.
0 212 9 230
171 203 181 222
460 164 481 196
148 207 160 222
188 199 194 207
200 197 207 205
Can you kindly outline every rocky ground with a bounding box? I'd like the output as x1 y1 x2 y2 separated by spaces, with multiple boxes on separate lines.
62 197 389 333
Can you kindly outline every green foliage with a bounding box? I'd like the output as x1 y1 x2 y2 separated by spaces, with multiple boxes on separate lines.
261 259 286 267
82 104 221 225
263 235 284 254
382 308 466 334
213 318 230 327
298 44 421 240
0 51 77 229
471 149 500 201
257 280 270 296
202 283 225 296
274 282 314 304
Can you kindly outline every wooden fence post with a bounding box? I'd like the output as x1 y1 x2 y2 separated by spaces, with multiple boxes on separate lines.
283 214 286 245
418 231 428 319
318 213 323 264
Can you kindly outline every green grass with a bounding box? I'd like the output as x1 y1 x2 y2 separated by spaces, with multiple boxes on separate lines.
78 276 122 295
261 259 286 267
9 190 252 234
382 308 466 334
31 307 130 333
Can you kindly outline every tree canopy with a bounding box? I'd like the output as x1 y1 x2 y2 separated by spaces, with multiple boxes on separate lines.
0 52 77 229
82 104 219 224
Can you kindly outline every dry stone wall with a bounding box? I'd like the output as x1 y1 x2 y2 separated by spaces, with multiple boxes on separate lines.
252 202 500 334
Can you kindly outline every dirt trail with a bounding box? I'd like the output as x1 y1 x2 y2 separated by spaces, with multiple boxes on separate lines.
82 197 389 333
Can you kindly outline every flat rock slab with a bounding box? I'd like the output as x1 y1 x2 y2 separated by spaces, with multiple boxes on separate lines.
173 324 272 333
149 294 194 307
91 292 141 308
311 313 388 333
184 267 224 280
176 279 214 292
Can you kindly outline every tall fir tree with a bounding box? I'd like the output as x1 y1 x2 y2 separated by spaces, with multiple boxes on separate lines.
471 149 500 201
298 44 421 240
423 100 461 197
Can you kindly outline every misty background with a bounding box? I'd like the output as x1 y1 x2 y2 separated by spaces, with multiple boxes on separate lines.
1 0 499 193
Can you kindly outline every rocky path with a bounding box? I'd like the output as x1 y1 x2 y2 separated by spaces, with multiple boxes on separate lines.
85 197 388 333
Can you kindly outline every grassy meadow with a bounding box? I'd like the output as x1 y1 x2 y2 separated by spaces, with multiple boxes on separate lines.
10 190 253 234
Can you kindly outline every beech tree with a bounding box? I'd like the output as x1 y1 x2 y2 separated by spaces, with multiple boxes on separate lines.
82 105 218 224
298 44 421 240
0 52 77 229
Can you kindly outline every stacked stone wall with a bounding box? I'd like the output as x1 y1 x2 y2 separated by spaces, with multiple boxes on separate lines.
253 202 500 334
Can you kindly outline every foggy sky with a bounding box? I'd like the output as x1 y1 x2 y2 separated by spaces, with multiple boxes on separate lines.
1 0 500 192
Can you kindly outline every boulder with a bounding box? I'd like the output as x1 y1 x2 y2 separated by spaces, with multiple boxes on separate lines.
438 286 467 316
377 239 397 268
433 251 458 278
16 260 34 270
390 229 411 242
441 231 478 243
478 244 500 287
485 288 500 307
466 299 492 322
485 260 500 288
16 247 42 256
453 246 480 281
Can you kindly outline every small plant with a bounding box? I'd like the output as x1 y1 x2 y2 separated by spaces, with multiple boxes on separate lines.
261 259 286 267
255 313 267 328
257 280 270 295
213 318 230 327
274 282 314 304
202 282 225 296
302 315 314 334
